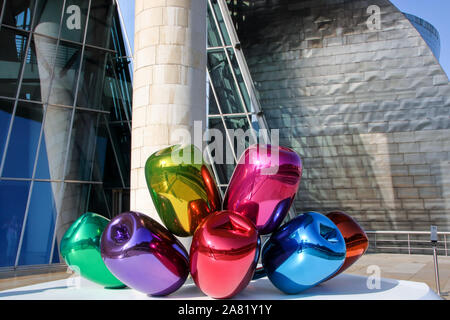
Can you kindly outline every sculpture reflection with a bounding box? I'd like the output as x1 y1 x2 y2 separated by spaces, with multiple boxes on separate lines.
190 211 260 299
326 211 369 278
260 211 346 294
224 145 302 235
145 144 221 237
101 211 189 296
60 212 125 288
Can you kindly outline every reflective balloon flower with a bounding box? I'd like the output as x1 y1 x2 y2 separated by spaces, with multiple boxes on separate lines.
60 212 125 288
145 144 221 237
260 212 346 294
190 211 260 299
224 144 302 235
326 211 369 277
100 211 189 296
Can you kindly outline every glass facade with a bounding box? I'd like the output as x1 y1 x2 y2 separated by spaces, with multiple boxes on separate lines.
206 0 270 195
0 0 132 268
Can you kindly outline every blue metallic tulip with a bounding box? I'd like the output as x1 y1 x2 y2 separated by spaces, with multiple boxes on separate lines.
260 212 346 294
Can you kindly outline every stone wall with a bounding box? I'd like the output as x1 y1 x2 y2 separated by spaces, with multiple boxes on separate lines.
236 0 450 231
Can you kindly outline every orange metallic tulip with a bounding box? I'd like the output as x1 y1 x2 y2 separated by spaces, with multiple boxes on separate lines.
326 211 369 277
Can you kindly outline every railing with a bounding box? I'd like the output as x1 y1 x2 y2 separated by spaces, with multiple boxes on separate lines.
366 231 449 256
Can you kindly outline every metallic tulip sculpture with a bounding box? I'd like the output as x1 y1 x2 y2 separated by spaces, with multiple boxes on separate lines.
259 211 346 294
60 212 125 288
224 144 302 235
100 211 189 296
190 211 260 299
326 211 369 277
145 144 221 237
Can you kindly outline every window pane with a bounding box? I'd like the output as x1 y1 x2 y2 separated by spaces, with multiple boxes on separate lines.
33 0 64 38
2 101 43 178
0 99 14 161
209 0 231 46
3 0 36 31
48 40 82 106
103 56 132 117
227 48 252 112
207 3 222 48
208 117 236 184
65 110 100 181
18 181 60 266
0 0 4 21
86 0 114 48
93 116 129 188
0 27 28 98
19 36 57 102
51 238 60 263
35 106 73 180
0 180 30 267
56 182 90 244
207 84 220 115
207 49 246 114
91 121 123 188
76 47 108 109
60 0 90 43
223 115 253 159
87 183 111 218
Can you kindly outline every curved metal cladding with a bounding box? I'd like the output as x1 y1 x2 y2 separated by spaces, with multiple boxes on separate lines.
231 0 450 232
404 13 441 60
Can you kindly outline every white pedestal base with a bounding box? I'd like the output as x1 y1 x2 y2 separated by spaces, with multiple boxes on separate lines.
0 273 441 300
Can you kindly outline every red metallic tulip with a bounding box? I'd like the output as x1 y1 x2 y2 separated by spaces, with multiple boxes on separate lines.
190 211 260 299
326 211 369 276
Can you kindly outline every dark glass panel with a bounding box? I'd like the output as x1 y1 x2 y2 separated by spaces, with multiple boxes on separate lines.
3 0 36 31
0 27 28 98
76 47 108 109
207 49 245 114
65 109 100 181
209 0 231 46
19 36 57 102
86 0 114 48
208 117 236 184
0 1 4 23
51 238 60 263
57 182 90 237
103 55 132 118
0 180 30 267
33 0 64 38
0 99 14 161
2 101 43 178
48 40 82 106
18 181 60 266
207 3 222 48
60 0 90 43
227 48 252 112
223 115 253 159
87 183 111 218
35 106 73 180
207 83 220 115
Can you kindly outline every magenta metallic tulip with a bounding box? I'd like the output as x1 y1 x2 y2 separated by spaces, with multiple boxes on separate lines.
100 211 189 296
224 145 302 234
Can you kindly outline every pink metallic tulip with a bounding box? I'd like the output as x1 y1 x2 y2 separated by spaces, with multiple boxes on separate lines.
224 145 302 235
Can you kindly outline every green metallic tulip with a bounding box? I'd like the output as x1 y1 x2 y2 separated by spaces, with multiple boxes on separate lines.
145 144 221 237
60 212 125 288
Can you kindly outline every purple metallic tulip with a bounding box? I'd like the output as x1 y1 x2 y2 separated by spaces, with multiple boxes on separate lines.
100 211 189 296
224 145 302 235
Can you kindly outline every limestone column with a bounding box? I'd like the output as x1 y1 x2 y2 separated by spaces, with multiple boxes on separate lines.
131 0 207 249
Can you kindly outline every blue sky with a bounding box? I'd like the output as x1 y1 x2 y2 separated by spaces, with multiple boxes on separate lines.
391 0 450 76
118 0 449 76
